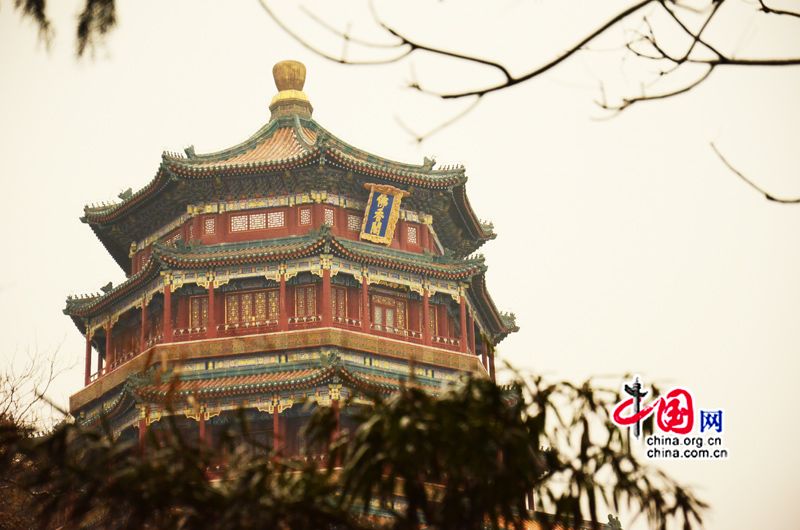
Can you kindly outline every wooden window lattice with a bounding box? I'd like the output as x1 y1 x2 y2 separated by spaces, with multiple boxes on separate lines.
225 289 279 325
324 208 335 226
407 225 418 244
230 211 283 232
332 287 347 319
347 214 361 231
295 285 316 317
267 211 285 228
230 214 248 232
204 217 216 235
226 294 239 323
189 296 209 329
249 213 267 230
299 208 311 225
372 295 406 330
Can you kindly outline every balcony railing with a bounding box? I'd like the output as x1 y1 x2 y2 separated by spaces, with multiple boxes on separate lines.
332 316 361 330
288 315 321 330
432 335 460 352
218 320 279 336
145 334 163 349
174 327 207 342
90 317 468 384
370 324 424 344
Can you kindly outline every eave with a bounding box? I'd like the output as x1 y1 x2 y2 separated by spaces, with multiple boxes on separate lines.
80 115 494 271
62 231 488 325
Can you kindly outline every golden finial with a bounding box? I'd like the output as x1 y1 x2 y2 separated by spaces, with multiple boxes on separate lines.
273 60 306 91
270 60 312 119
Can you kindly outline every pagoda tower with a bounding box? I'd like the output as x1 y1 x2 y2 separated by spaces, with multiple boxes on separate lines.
64 61 518 451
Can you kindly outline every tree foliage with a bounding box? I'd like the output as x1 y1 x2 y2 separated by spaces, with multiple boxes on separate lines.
1 375 706 529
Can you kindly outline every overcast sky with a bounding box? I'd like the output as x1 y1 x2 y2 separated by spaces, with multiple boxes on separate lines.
2 1 799 528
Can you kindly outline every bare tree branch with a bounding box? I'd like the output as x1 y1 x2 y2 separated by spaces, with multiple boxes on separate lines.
599 65 713 111
757 0 800 19
269 1 800 103
298 5 403 50
260 0 800 199
257 0 411 65
367 0 515 84
395 96 483 143
711 142 800 203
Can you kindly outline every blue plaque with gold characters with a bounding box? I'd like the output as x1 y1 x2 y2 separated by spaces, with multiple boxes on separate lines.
360 183 410 245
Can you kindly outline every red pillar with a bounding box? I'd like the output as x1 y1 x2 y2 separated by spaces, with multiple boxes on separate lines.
97 348 104 376
459 295 468 353
272 409 281 453
207 279 217 339
331 398 341 467
489 348 496 383
468 312 476 355
163 283 173 343
105 323 113 370
138 416 147 453
331 398 340 444
84 328 92 386
436 304 447 339
140 299 148 353
279 270 288 331
321 267 332 327
422 289 431 346
198 411 207 446
361 276 370 333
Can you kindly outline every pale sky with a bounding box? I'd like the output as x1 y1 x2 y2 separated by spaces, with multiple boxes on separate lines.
1 1 799 529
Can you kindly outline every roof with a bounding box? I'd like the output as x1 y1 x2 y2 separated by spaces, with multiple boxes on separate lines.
64 228 516 342
64 228 488 315
81 113 494 271
79 361 445 422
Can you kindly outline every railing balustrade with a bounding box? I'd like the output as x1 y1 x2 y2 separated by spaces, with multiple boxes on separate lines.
90 315 466 384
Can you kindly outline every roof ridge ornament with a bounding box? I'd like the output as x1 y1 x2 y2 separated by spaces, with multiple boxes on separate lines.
269 60 313 120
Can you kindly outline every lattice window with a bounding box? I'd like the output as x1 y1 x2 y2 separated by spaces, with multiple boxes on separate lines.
407 225 418 244
299 208 311 225
372 295 407 331
189 296 209 329
204 217 216 235
396 299 406 329
188 224 194 241
230 214 248 232
347 214 361 231
226 294 239 323
267 211 285 228
254 291 267 321
241 292 254 321
249 213 267 230
267 290 279 319
295 285 316 317
324 208 335 226
332 287 347 319
225 289 279 325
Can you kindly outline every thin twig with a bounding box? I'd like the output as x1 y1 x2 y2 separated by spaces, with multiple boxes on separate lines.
257 0 411 65
395 96 483 143
758 0 800 19
600 65 713 111
711 142 800 203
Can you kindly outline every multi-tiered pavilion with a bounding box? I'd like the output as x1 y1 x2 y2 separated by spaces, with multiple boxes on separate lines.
65 60 517 451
